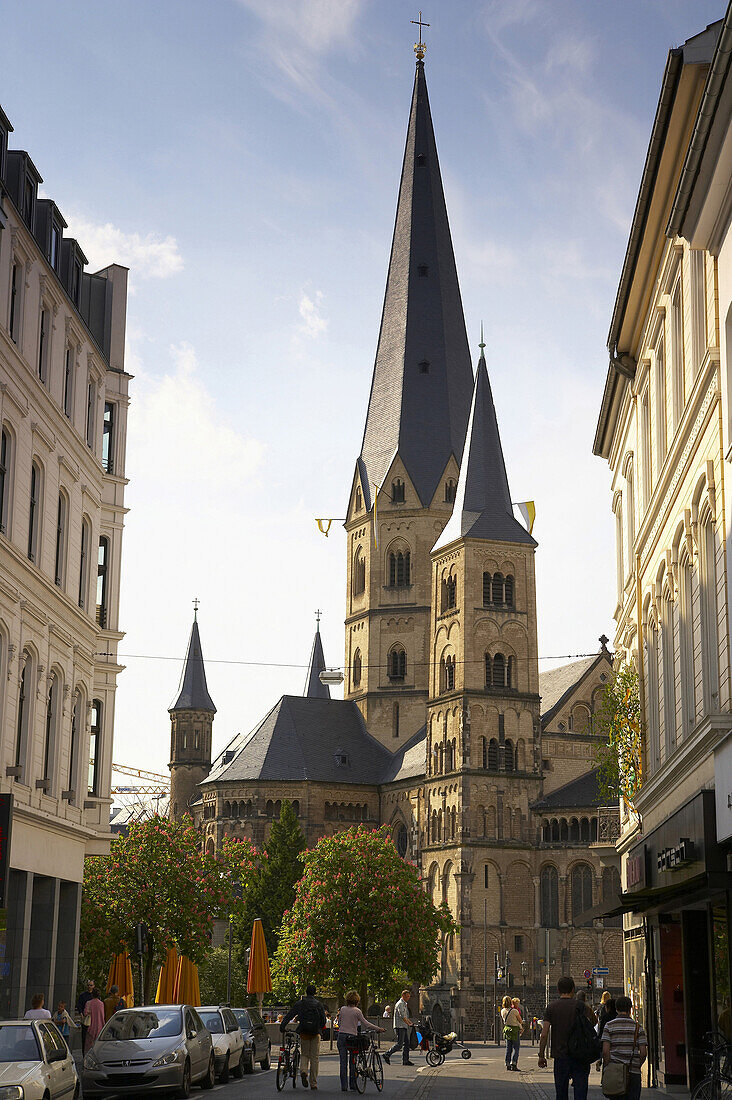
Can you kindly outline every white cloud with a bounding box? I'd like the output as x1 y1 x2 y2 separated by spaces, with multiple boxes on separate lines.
236 0 361 55
298 290 328 338
63 214 184 280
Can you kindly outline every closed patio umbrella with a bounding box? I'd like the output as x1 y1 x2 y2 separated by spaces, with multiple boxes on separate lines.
247 919 272 1007
107 952 134 1007
173 955 201 1007
155 945 179 1004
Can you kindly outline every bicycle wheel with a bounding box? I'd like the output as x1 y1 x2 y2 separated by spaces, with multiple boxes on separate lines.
372 1050 384 1092
692 1076 732 1100
355 1052 368 1094
276 1052 288 1092
292 1047 300 1088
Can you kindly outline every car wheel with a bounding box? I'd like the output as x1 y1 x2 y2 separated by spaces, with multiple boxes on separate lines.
178 1060 192 1099
199 1053 215 1090
244 1051 255 1074
260 1048 271 1070
233 1048 245 1079
220 1051 230 1084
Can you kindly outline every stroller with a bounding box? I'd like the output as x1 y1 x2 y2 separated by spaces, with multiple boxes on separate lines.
419 1015 472 1067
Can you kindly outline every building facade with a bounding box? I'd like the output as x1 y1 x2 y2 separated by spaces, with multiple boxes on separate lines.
176 54 622 1035
594 11 732 1090
0 105 130 1016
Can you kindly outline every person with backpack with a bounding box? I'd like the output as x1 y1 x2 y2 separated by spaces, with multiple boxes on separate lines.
280 984 327 1090
538 976 600 1100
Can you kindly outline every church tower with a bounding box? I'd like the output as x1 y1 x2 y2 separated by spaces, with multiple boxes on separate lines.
169 612 216 821
423 343 541 1026
344 54 474 749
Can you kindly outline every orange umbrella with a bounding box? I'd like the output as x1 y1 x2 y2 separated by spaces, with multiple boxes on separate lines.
107 952 134 1007
247 919 272 995
155 946 179 1004
173 955 201 1006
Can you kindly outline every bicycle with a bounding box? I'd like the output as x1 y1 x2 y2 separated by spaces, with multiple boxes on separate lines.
690 1030 732 1100
346 1030 383 1093
276 1028 301 1091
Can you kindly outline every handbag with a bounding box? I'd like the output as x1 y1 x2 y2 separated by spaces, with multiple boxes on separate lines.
82 1012 91 1027
409 1026 419 1050
601 1023 639 1098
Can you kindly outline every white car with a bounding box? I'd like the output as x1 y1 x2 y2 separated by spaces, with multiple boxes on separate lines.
198 1006 244 1082
0 1018 79 1098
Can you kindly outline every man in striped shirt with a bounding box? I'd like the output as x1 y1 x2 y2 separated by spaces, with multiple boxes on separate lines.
601 996 647 1100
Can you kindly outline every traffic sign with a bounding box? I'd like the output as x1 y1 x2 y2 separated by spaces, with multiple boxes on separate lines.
595 977 604 989
583 969 591 979
593 967 609 975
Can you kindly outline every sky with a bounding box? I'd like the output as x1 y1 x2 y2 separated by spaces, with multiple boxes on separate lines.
1 0 725 778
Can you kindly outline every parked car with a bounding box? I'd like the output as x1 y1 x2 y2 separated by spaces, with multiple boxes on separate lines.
198 1006 244 1082
82 1004 215 1097
0 1018 79 1099
231 1006 271 1072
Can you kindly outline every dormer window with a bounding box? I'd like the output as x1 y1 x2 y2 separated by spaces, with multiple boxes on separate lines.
392 478 405 503
335 750 349 767
23 177 35 227
419 360 430 374
418 264 428 277
50 224 61 272
416 153 426 167
444 479 456 503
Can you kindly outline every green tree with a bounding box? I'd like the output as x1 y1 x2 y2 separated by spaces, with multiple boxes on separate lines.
199 944 249 1006
594 661 643 812
235 799 306 957
80 816 256 1003
272 826 457 1008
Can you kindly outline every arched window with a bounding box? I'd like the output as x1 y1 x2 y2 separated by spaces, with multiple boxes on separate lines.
28 460 41 562
223 800 231 818
15 651 32 776
43 672 60 792
0 427 12 534
492 653 506 688
391 478 405 503
355 486 362 512
79 516 91 610
492 573 504 604
504 739 515 772
451 806 457 838
441 573 457 611
540 865 559 927
655 330 667 464
67 689 82 798
483 572 492 606
353 547 365 596
388 645 406 681
481 737 487 769
352 648 362 688
395 822 408 857
560 818 568 841
388 550 411 587
266 799 274 817
542 821 550 842
54 491 68 588
393 702 400 737
504 574 515 607
96 536 109 628
487 738 498 770
580 817 590 843
550 819 559 843
700 516 720 709
569 818 579 842
571 863 594 925
88 698 102 796
440 654 455 693
431 810 438 843
572 704 590 734
292 799 300 816
670 277 684 427
444 479 456 504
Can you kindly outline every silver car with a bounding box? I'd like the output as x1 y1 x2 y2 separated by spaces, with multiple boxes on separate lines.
0 1019 78 1099
82 1005 215 1097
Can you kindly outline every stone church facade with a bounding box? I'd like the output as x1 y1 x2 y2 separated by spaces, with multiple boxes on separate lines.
169 53 622 1033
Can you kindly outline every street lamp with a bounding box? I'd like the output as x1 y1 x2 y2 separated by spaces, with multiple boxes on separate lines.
319 669 344 686
521 960 527 1009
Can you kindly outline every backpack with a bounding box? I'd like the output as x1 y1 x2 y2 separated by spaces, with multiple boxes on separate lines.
298 999 322 1035
567 1003 603 1065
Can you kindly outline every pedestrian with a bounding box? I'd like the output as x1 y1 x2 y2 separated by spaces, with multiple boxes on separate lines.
76 978 95 1052
595 993 617 1071
53 1001 76 1041
103 984 125 1022
601 995 647 1100
84 988 105 1053
383 989 415 1068
382 1004 392 1019
336 991 384 1093
501 995 522 1070
513 997 527 1039
577 989 598 1026
538 976 597 1100
24 993 51 1020
280 983 327 1091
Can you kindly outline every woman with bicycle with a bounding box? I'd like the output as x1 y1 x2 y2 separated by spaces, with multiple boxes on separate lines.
336 991 385 1092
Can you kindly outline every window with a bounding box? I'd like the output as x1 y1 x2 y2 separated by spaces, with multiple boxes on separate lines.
50 224 60 272
23 178 34 225
79 517 91 610
571 863 593 925
441 573 457 611
352 648 362 688
393 702 400 738
514 935 524 953
28 461 41 562
353 547 365 596
355 486 362 511
614 496 624 600
640 387 651 506
9 262 20 343
395 823 408 856
86 379 96 448
492 652 506 688
88 699 102 796
644 618 661 775
487 738 498 769
655 332 667 467
679 554 695 734
700 517 720 710
690 250 706 371
540 865 559 927
504 574 514 606
388 645 406 681
388 550 410 587
481 737 487 769
661 591 676 757
391 478 405 503
417 263 428 277
38 308 49 383
483 572 492 606
444 478 456 503
419 360 430 374
15 652 31 774
626 463 635 560
440 654 455 693
102 402 115 473
492 573 504 604
0 428 10 533
505 738 516 772
54 492 67 587
68 690 81 797
63 347 74 418
670 278 684 427
97 536 109 628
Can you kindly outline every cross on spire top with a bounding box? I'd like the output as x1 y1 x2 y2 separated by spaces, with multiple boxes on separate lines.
411 11 430 61
315 608 322 630
192 597 200 620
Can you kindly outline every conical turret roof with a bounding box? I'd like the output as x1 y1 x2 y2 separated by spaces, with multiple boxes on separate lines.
170 618 216 713
433 350 536 552
359 60 474 508
304 623 330 700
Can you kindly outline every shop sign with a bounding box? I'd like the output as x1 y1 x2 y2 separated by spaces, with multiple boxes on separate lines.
657 838 695 872
626 849 646 891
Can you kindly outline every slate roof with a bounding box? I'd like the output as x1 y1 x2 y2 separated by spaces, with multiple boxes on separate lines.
170 619 216 713
380 727 427 784
304 626 330 699
434 351 536 552
539 653 608 723
359 60 474 509
532 768 603 811
203 696 394 786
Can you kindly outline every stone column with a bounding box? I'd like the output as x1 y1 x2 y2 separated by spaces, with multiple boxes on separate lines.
533 877 541 927
559 875 568 928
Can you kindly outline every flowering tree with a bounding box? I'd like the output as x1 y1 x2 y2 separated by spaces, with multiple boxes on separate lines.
272 826 457 1008
594 662 643 813
80 815 256 1003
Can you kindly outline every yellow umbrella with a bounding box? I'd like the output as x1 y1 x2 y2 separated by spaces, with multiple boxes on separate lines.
155 946 179 1004
107 952 135 1007
173 955 201 1007
247 919 272 996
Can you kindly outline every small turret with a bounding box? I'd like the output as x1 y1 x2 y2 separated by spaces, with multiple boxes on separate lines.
304 612 330 699
169 608 215 820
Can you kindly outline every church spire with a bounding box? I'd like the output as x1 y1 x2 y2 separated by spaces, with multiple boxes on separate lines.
433 344 536 552
304 611 330 699
170 616 216 713
358 57 474 508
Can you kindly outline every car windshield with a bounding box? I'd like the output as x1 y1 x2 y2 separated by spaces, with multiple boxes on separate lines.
199 1012 224 1035
234 1010 251 1031
100 1009 183 1042
0 1025 41 1062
